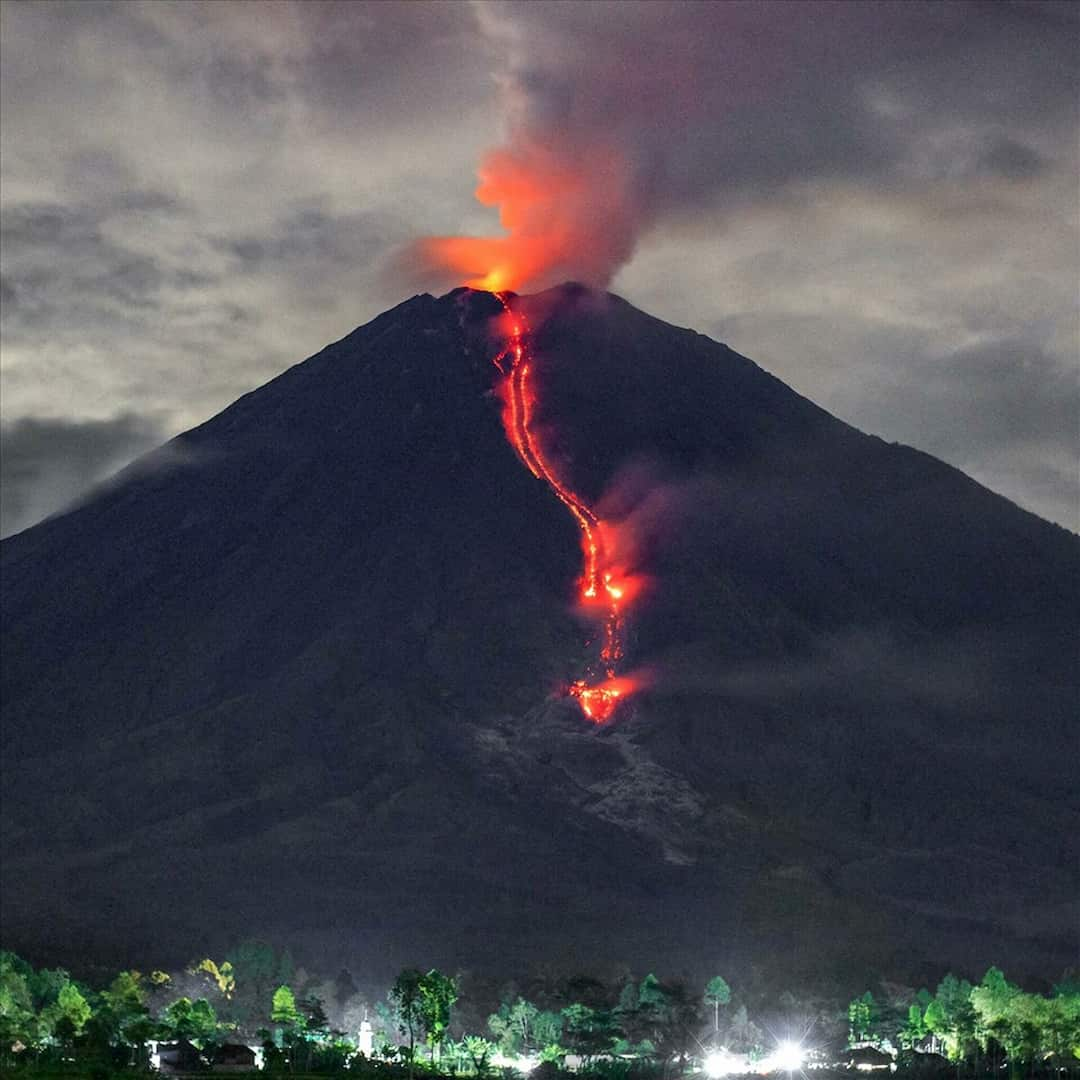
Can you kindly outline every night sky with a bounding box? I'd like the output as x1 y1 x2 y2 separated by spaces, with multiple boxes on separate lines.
1 0 1077 537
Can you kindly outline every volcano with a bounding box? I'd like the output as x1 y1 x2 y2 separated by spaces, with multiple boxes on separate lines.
2 284 1077 987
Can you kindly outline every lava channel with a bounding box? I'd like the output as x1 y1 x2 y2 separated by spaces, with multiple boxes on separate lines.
491 292 642 723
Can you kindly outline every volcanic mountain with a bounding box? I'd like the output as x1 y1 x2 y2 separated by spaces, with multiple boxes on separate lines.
2 285 1077 988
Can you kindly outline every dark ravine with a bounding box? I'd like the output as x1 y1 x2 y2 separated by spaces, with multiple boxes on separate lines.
2 284 1077 988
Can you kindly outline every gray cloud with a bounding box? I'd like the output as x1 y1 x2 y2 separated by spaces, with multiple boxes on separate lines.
867 339 1077 458
0 413 167 538
978 137 1047 181
868 339 1078 527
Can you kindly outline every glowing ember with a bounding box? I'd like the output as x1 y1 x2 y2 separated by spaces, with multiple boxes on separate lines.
568 675 642 723
491 292 641 722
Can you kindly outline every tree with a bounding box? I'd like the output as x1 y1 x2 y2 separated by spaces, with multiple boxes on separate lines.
899 1004 926 1050
275 992 330 1073
47 981 92 1051
971 968 1023 1074
191 958 235 999
1045 990 1080 1063
226 940 291 1025
633 977 700 1066
58 981 91 1031
464 1034 495 1076
299 993 330 1040
163 996 223 1044
489 996 560 1057
848 991 879 1046
726 1004 764 1058
271 983 304 1039
390 969 425 1075
932 974 976 1062
533 1009 563 1058
561 1003 616 1062
0 953 36 1063
508 997 540 1054
490 1000 528 1056
100 971 153 1067
704 976 731 1035
418 969 457 1065
916 999 943 1054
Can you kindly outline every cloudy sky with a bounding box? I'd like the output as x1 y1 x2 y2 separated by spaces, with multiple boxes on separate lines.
1 0 1076 536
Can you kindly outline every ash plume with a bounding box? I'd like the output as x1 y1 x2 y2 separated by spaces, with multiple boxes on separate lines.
403 0 1076 295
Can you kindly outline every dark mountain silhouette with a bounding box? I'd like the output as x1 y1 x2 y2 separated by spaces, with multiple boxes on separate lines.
2 284 1077 988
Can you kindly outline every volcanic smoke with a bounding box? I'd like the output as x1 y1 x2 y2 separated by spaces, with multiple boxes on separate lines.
491 293 644 722
418 137 643 293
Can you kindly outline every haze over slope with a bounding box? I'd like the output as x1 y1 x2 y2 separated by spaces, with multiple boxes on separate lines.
2 285 1076 986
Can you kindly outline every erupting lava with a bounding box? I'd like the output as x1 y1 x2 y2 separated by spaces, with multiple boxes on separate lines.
491 293 642 722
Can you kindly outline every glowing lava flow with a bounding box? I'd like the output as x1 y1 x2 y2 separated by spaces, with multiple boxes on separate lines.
491 293 639 723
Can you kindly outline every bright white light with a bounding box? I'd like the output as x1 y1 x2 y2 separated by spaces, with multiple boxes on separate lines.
706 1052 731 1078
492 1052 537 1075
772 1041 803 1072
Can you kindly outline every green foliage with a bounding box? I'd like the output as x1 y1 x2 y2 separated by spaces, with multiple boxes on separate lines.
0 952 36 1058
271 983 303 1027
225 939 292 1025
964 966 1080 1071
971 967 1021 1054
725 1003 764 1057
898 1003 926 1049
930 973 976 1061
847 990 880 1046
191 957 236 998
704 975 731 1034
610 974 701 1063
538 1040 566 1063
390 968 426 1066
54 981 92 1036
463 1033 496 1075
101 970 147 1019
299 992 330 1038
560 1002 617 1061
418 969 457 1062
162 995 226 1048
309 1033 356 1072
3 945 1080 1080
489 995 562 1058
95 970 154 1066
387 967 456 1066
704 976 731 1007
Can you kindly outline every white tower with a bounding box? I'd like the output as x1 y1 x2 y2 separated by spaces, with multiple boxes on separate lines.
358 1020 374 1057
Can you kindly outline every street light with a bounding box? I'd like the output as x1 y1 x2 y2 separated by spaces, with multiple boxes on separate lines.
772 1041 803 1072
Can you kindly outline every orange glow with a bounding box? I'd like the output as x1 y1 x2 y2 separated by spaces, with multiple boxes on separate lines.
418 141 639 293
491 292 644 722
569 675 643 724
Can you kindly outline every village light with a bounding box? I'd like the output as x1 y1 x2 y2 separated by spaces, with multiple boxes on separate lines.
772 1041 804 1072
705 1051 731 1078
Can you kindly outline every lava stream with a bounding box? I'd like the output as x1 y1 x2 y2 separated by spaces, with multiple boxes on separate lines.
491 292 638 722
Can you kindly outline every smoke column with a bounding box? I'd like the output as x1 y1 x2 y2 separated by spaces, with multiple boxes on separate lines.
411 4 673 293
420 136 645 293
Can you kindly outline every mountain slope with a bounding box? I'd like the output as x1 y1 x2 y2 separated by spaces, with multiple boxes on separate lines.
2 284 1076 987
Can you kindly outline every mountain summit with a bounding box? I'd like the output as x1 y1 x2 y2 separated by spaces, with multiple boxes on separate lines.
2 285 1077 984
